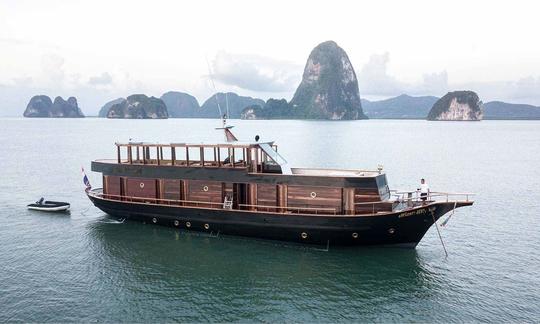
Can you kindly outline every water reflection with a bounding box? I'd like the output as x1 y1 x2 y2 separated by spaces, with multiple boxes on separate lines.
85 218 442 321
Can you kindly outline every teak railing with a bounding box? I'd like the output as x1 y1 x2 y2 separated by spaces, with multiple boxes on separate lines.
89 190 338 215
114 142 280 173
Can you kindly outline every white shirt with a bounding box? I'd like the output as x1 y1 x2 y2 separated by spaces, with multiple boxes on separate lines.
420 183 429 194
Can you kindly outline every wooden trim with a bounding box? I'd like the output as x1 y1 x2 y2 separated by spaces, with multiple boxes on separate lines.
181 179 188 202
343 188 355 215
200 147 205 167
277 184 287 212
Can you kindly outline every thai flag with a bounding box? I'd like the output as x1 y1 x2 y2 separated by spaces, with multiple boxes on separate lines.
82 167 91 191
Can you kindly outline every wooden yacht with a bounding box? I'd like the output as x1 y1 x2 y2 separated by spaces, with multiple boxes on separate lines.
86 126 473 247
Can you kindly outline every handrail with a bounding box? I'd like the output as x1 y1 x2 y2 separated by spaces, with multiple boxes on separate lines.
115 142 256 149
392 191 474 203
89 191 224 207
88 191 338 215
238 203 337 215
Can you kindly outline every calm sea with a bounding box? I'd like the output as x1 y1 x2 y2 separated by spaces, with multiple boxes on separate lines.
0 118 538 322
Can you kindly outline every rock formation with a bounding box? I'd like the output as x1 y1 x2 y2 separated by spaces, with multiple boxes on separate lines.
482 101 540 120
240 99 291 119
200 92 265 118
427 91 483 121
23 95 85 117
107 94 168 119
289 41 367 120
98 98 125 117
160 91 201 118
362 94 439 119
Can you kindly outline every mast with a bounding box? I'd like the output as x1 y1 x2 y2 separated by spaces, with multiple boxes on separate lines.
207 56 238 142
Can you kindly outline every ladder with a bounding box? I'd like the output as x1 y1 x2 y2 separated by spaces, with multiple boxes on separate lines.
223 195 233 210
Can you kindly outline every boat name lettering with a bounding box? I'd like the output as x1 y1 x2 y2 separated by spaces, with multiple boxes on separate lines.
398 209 427 218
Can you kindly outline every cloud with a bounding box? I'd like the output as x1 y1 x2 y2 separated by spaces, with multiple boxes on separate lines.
40 53 65 85
211 51 302 92
0 37 28 45
88 72 113 86
357 52 404 96
453 77 540 104
357 52 448 97
356 53 540 104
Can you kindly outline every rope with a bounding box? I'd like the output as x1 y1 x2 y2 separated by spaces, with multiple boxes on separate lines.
431 209 448 257
441 201 458 227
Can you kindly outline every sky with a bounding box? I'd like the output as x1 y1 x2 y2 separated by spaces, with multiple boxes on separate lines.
1 0 540 116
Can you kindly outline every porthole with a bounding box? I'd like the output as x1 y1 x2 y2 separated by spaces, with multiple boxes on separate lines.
139 182 145 188
203 185 209 192
152 217 157 224
301 232 308 239
174 220 180 227
186 221 191 228
352 232 359 239
310 192 317 198
388 228 395 234
204 223 210 230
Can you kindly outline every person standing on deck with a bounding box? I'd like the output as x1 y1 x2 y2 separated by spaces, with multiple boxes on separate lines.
419 178 430 203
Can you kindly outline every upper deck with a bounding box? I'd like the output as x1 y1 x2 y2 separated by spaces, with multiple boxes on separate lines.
109 141 382 178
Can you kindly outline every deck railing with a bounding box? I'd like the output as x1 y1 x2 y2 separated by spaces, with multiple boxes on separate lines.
113 142 279 172
354 191 475 214
392 191 474 203
88 190 338 215
238 204 337 215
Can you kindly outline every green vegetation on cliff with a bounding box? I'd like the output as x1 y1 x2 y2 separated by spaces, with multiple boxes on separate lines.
427 91 482 121
107 94 168 119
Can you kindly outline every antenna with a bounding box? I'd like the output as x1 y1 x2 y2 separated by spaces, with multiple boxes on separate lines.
225 92 230 121
205 56 224 122
206 55 238 142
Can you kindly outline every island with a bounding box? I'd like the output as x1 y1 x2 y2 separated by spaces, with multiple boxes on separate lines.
240 41 367 120
107 94 168 119
427 91 483 121
98 98 125 117
199 92 264 118
23 95 85 118
160 91 201 118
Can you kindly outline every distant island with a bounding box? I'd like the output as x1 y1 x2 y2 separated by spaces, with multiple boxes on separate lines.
482 101 540 120
92 91 540 121
100 41 367 120
98 98 124 117
361 94 439 119
239 41 367 120
427 91 483 121
23 40 540 120
106 94 168 119
362 94 540 120
23 95 85 118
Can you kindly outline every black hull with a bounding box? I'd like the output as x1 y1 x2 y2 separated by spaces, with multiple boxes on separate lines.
87 194 472 248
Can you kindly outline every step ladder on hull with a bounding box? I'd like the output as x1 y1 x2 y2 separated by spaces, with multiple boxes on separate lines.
223 195 233 210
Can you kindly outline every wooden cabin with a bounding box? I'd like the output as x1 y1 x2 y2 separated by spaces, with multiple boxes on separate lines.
93 141 393 216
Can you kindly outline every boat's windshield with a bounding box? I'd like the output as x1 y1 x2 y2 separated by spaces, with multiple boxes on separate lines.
258 143 291 174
